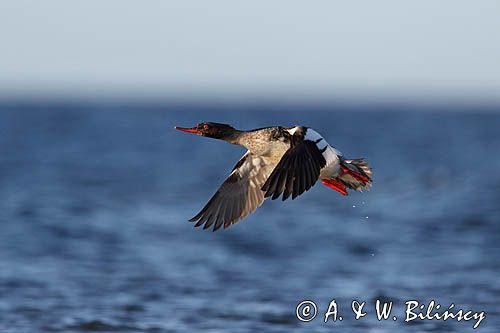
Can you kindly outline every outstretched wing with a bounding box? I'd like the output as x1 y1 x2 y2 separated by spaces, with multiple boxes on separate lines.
261 131 327 200
189 152 275 231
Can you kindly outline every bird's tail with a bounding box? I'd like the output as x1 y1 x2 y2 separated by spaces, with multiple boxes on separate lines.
322 158 372 195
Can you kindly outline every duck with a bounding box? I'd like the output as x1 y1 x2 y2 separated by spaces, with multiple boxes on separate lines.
175 122 372 231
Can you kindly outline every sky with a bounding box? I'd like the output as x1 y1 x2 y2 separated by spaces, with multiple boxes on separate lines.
1 1 500 102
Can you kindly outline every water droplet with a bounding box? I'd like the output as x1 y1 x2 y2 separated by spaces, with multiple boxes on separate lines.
352 205 356 208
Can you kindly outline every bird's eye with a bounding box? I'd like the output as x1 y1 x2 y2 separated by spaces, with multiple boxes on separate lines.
203 124 209 130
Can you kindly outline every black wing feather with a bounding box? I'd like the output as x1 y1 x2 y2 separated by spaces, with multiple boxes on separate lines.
262 138 326 201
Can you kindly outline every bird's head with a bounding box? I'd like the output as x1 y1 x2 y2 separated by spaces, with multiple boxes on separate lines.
175 122 237 140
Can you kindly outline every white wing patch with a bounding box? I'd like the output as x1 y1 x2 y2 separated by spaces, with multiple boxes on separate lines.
304 128 323 142
305 128 342 166
322 146 340 166
286 126 300 135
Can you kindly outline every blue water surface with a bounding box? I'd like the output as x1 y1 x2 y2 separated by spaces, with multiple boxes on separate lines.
0 102 499 332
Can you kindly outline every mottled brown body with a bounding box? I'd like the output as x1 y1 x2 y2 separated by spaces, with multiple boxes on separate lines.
237 127 294 163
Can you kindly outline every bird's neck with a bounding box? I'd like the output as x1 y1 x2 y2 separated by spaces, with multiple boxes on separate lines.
222 129 246 145
225 130 270 155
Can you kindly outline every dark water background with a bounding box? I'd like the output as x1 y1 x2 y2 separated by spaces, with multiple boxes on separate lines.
0 101 499 332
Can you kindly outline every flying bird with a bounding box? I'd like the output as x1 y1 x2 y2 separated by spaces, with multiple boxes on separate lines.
175 122 372 231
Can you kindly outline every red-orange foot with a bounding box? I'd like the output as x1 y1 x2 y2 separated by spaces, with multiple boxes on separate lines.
341 165 369 185
321 179 348 196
